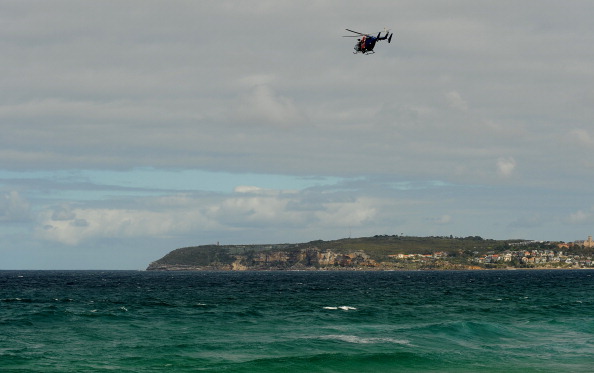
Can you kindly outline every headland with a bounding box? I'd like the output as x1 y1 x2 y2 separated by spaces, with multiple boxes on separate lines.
147 235 594 271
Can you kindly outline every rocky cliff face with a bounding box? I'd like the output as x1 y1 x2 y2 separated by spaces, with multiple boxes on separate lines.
146 245 379 271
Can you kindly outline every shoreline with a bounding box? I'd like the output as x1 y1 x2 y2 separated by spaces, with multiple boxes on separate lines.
145 265 594 272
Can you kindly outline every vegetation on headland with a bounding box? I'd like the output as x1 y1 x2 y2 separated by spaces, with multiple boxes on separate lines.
146 235 594 271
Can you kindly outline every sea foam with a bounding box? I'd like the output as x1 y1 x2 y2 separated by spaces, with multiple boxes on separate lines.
320 334 410 345
323 305 357 311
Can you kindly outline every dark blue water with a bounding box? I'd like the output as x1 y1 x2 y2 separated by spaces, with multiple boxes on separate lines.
1 270 593 372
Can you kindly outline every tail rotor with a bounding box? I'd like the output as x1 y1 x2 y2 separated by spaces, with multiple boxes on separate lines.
382 27 393 43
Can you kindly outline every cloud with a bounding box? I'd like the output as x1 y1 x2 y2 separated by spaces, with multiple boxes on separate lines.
51 204 77 221
314 197 378 228
212 194 295 227
36 204 213 246
234 84 302 127
496 157 516 178
565 210 593 225
445 91 468 111
0 191 31 222
234 185 271 194
34 189 382 245
510 214 543 229
434 214 452 225
565 129 594 147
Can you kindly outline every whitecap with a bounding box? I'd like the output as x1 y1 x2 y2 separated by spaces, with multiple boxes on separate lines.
320 334 410 345
323 306 356 311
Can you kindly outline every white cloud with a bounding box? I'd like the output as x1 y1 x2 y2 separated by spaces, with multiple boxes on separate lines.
234 185 267 194
434 214 452 225
51 204 77 221
36 205 213 246
314 198 378 228
235 85 302 127
445 91 468 111
34 190 381 246
496 157 516 178
237 74 277 88
565 210 593 225
0 191 31 222
213 194 294 226
565 129 594 147
510 214 543 229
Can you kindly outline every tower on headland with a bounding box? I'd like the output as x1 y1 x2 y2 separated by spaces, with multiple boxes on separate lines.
584 236 594 248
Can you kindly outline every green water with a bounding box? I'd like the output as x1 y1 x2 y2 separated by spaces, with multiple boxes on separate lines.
1 270 593 372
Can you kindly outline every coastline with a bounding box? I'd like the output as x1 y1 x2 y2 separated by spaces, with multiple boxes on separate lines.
146 265 594 272
147 236 594 272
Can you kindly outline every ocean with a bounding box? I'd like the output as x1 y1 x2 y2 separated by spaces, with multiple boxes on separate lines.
1 270 592 372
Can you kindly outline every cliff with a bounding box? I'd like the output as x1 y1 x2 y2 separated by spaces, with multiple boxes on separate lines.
146 235 519 271
147 245 379 271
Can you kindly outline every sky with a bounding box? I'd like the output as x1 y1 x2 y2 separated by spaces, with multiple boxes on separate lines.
2 1 594 269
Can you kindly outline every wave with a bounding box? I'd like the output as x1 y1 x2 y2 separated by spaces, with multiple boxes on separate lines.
216 351 431 373
319 334 410 345
1 298 33 303
323 306 357 311
405 319 519 345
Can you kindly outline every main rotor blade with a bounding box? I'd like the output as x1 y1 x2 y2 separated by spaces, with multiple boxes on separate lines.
345 29 368 36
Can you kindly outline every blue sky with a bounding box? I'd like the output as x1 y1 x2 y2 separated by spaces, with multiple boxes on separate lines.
2 1 594 269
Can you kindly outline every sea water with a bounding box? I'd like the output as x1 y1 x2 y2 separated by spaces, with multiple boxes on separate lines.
1 270 593 372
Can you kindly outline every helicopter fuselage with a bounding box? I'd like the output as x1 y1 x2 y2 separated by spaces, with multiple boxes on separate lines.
354 35 378 54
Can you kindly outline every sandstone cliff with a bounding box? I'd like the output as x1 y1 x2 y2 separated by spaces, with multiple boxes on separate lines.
146 245 379 271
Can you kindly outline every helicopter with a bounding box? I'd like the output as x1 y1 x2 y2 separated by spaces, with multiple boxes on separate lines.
343 28 393 55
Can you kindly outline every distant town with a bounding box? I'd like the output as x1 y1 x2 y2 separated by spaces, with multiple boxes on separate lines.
147 235 594 271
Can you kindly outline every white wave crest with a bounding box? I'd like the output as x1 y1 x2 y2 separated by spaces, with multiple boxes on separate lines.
323 305 357 311
320 334 410 345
